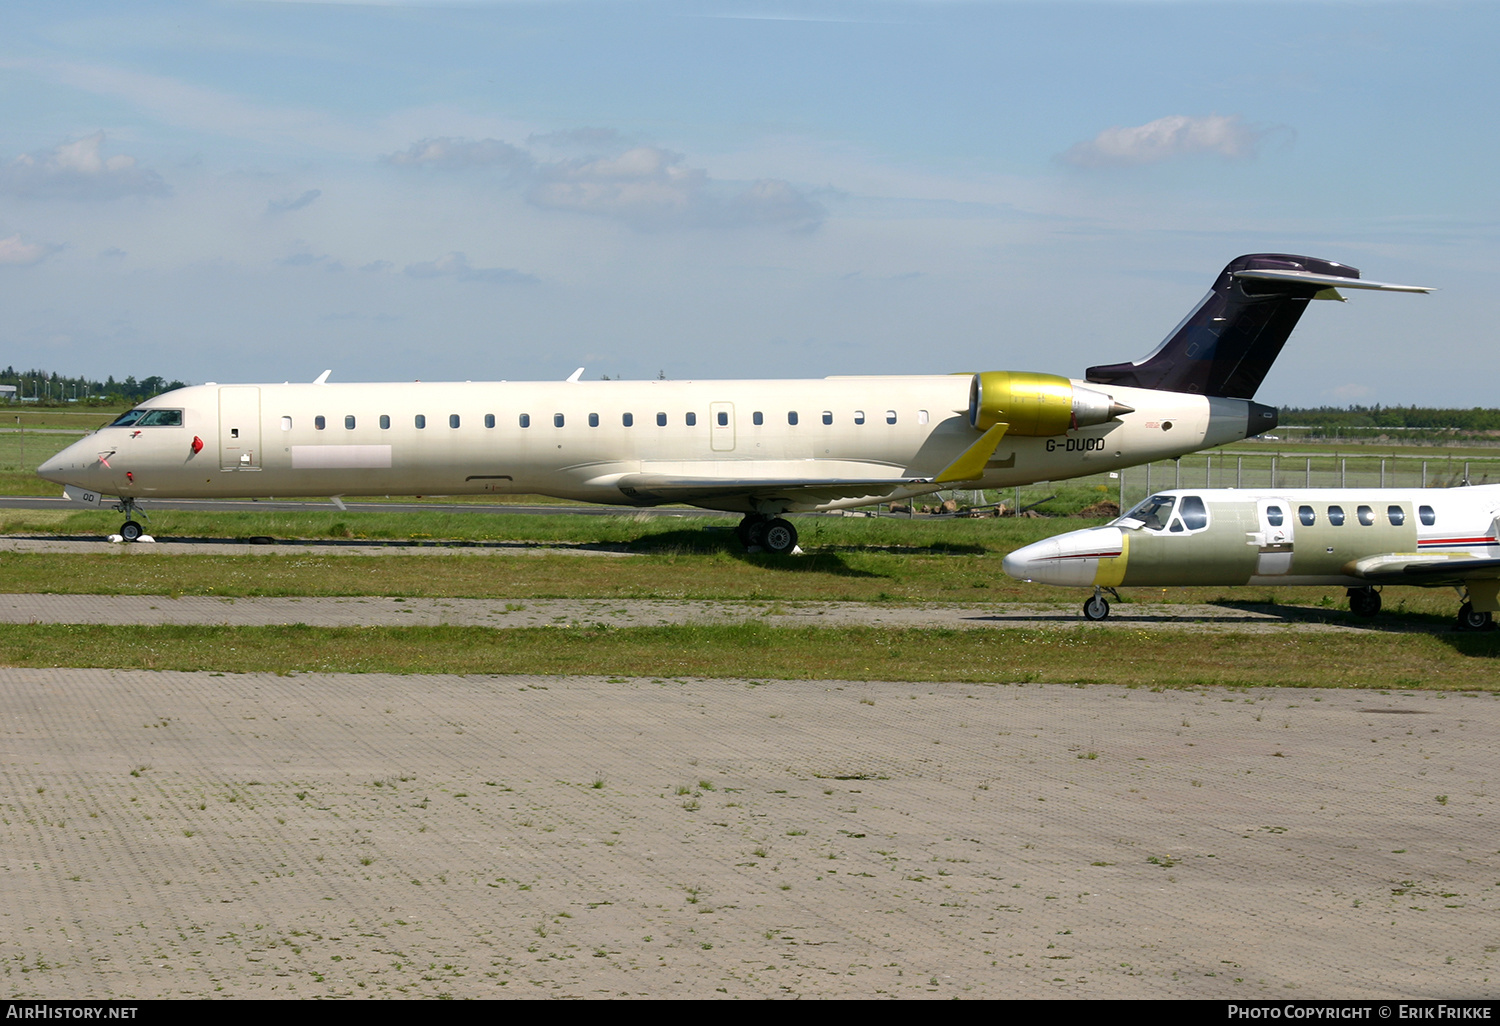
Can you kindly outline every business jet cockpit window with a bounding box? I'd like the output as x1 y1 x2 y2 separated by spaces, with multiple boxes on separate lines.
1117 494 1175 532
110 408 183 428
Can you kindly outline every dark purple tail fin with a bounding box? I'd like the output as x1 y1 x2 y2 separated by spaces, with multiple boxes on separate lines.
1085 254 1360 399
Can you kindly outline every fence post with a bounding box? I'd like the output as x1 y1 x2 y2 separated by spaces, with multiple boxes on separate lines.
1422 461 1427 488
1271 456 1277 489
1380 458 1386 488
1306 457 1311 487
1237 456 1242 489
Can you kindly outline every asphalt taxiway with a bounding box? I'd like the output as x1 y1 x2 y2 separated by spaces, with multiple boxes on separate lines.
0 668 1495 999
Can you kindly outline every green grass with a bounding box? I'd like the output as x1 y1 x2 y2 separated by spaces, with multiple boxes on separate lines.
0 505 1099 550
0 621 1495 689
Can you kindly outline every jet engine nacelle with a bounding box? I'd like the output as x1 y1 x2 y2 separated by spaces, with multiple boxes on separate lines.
968 371 1132 435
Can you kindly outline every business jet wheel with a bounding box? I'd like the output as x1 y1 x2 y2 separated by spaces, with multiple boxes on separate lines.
1457 603 1495 632
120 520 144 543
1082 594 1110 621
1347 587 1381 618
761 518 798 555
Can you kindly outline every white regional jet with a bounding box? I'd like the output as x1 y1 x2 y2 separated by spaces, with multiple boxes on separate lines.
1003 485 1500 631
39 254 1429 552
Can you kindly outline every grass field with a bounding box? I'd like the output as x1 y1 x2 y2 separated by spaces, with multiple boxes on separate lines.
3 412 1498 689
0 621 1496 690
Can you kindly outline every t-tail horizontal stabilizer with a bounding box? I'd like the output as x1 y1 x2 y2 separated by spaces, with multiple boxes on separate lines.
1085 254 1432 400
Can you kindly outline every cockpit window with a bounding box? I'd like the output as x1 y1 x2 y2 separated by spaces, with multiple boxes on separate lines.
1119 494 1176 532
112 408 182 427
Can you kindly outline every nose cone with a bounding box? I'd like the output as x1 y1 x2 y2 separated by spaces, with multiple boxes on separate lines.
1003 527 1124 587
36 437 92 486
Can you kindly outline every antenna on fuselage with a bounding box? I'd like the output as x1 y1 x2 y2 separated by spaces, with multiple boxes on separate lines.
313 370 332 385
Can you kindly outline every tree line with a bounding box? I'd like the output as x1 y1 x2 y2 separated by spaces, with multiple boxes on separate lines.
1280 405 1500 436
1 367 188 405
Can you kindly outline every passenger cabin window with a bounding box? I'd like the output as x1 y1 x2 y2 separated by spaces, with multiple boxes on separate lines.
886 410 897 424
379 415 390 430
450 414 460 429
918 410 929 425
822 411 833 425
753 412 763 426
1299 505 1316 526
281 416 292 431
519 414 530 428
854 410 865 425
415 415 426 429
1419 505 1436 526
588 413 599 427
553 414 564 428
1357 505 1375 526
622 413 633 427
345 415 356 430
484 414 495 429
1388 505 1405 526
656 412 667 427
717 411 728 427
788 411 798 426
1180 495 1209 531
315 416 326 430
685 412 697 426
1266 505 1284 527
1327 505 1345 526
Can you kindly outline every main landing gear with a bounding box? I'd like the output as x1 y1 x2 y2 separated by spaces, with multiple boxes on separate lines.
113 498 148 542
736 514 799 555
1456 601 1495 632
1347 586 1381 619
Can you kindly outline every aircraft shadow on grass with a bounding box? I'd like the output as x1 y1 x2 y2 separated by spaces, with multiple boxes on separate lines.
970 599 1500 656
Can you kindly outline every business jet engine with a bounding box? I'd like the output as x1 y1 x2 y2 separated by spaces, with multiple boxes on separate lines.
968 371 1134 435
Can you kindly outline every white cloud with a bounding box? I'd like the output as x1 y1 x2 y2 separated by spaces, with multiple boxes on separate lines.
403 252 537 285
0 132 169 200
385 135 824 231
0 233 52 266
267 188 322 214
384 137 533 175
1061 114 1281 169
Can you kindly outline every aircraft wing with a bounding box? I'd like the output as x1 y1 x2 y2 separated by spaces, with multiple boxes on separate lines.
614 469 926 507
1349 552 1500 586
610 425 1009 508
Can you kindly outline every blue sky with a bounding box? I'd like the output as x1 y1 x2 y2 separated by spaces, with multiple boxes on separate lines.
1 0 1495 405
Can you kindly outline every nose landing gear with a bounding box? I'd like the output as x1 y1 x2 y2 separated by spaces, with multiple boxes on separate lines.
112 499 149 542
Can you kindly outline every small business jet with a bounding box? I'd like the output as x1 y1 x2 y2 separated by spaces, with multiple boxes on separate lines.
1002 485 1500 631
38 253 1429 552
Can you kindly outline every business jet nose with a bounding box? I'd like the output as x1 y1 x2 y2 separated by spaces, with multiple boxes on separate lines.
36 437 90 486
1002 527 1124 587
36 452 67 484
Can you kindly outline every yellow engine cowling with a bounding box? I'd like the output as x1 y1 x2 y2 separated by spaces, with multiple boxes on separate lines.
968 371 1131 435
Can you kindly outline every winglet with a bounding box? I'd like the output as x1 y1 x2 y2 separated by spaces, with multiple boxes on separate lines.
313 369 332 385
936 423 1009 484
566 367 585 383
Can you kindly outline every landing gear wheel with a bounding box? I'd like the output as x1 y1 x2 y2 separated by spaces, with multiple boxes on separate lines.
1456 602 1495 632
739 516 768 549
760 518 798 555
1347 587 1381 619
1082 593 1110 621
120 520 144 542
